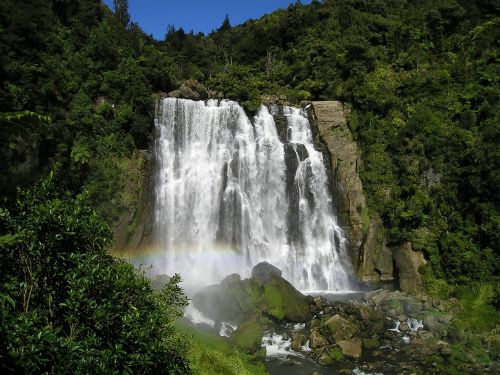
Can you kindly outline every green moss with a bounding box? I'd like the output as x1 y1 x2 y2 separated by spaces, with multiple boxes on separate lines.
257 278 310 322
328 346 344 361
362 338 380 350
387 299 401 310
262 284 285 320
232 321 263 353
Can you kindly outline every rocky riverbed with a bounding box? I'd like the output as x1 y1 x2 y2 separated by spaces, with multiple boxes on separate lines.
186 262 498 374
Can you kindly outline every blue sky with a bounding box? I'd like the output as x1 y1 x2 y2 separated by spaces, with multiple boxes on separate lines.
102 0 311 39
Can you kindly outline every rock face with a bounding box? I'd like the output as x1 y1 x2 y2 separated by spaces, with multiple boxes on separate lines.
311 101 396 285
393 242 426 295
112 151 154 252
167 80 209 101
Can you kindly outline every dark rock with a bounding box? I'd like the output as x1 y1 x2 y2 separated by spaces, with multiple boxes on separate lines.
251 262 282 283
362 337 380 350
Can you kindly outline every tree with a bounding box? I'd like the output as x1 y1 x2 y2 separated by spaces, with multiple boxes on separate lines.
0 173 192 374
113 0 130 28
218 14 231 32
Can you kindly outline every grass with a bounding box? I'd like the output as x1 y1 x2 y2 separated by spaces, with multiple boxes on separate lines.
176 321 268 375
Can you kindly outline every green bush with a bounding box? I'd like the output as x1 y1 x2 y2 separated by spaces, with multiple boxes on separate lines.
0 173 191 374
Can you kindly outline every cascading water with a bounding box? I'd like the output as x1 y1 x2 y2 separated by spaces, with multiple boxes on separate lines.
153 97 352 292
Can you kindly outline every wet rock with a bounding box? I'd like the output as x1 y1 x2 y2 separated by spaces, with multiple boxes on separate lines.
325 314 359 342
150 274 171 291
291 333 306 352
309 329 329 349
337 338 362 359
399 321 410 333
313 101 385 281
251 262 282 283
311 319 320 329
193 273 256 322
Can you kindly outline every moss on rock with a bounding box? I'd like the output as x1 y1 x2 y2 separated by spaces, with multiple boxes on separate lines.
232 321 263 353
257 277 310 322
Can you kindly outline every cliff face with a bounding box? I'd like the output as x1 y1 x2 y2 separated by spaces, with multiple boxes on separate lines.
311 101 426 294
112 150 155 253
311 101 393 284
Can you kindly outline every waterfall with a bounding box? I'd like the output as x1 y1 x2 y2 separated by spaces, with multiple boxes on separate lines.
153 98 352 292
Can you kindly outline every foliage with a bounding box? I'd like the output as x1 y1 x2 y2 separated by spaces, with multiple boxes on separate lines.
0 173 191 374
177 322 267 375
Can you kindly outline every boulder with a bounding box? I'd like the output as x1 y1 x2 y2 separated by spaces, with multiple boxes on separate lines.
370 289 389 306
325 314 359 342
192 273 255 323
309 329 329 349
257 275 310 322
337 338 362 359
393 242 426 295
362 337 380 350
251 262 282 283
178 84 200 100
291 333 306 352
318 352 333 366
232 321 263 353
423 315 444 337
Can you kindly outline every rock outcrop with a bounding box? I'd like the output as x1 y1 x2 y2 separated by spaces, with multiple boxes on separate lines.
311 101 393 284
393 242 427 295
193 263 310 325
166 80 210 100
112 150 155 252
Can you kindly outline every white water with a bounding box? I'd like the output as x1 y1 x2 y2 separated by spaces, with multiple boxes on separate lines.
153 98 351 292
261 333 302 359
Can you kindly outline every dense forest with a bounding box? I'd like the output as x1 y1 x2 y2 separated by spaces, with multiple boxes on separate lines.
0 0 498 373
